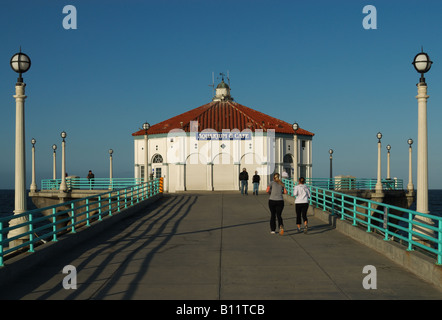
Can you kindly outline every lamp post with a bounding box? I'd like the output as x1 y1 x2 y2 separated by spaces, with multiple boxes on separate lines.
143 122 150 183
407 138 414 192
9 49 31 246
292 122 299 183
412 50 432 214
375 132 383 192
411 50 435 244
386 144 391 180
52 144 57 180
329 149 334 190
30 138 37 192
329 149 333 180
59 131 67 192
109 149 113 189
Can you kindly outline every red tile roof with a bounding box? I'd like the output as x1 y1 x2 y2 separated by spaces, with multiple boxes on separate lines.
132 101 314 137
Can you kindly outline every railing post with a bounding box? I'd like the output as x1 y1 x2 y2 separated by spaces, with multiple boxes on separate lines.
367 203 372 233
86 198 90 227
0 222 4 267
108 192 112 216
28 212 34 253
52 208 57 242
130 187 134 206
322 189 326 211
383 207 390 241
340 194 345 220
117 190 121 212
331 192 335 216
98 196 102 221
407 211 414 251
438 220 442 265
352 198 357 226
70 203 76 233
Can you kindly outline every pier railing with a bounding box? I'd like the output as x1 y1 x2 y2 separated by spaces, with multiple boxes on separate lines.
283 179 441 265
41 177 143 191
305 177 403 190
0 178 163 267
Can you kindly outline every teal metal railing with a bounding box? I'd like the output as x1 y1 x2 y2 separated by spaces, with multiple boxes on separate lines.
41 178 143 191
305 178 403 190
283 178 442 265
0 179 161 267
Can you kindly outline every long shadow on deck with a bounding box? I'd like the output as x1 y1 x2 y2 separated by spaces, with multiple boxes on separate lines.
4 195 197 300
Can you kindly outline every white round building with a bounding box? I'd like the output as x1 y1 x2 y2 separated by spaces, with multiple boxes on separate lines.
132 79 314 192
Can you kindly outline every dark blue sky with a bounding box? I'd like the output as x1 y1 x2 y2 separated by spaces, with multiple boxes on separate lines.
1 0 442 188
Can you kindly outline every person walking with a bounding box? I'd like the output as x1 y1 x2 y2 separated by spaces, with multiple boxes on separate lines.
239 168 249 195
87 170 95 190
293 177 311 233
252 171 260 195
266 173 287 235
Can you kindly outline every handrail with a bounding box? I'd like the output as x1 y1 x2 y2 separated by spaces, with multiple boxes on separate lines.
0 178 162 267
40 178 143 191
283 178 441 265
305 177 403 190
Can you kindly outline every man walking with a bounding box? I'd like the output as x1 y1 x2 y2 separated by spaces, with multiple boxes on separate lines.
252 171 260 195
239 168 249 195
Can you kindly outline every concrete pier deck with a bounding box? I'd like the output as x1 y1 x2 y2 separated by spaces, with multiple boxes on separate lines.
0 192 441 301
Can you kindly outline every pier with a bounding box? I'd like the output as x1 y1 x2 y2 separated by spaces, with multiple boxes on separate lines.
3 0 442 306
0 183 441 300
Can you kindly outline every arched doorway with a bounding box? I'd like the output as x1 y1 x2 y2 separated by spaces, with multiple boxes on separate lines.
283 153 293 179
212 153 235 190
185 153 207 190
151 153 164 179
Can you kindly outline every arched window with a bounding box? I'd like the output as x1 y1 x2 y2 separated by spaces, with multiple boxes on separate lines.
283 154 293 163
152 154 163 163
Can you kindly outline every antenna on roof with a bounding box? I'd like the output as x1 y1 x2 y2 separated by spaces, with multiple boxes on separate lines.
227 70 230 88
208 71 215 97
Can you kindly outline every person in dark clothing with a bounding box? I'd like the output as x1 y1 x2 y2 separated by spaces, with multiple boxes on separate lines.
252 171 260 195
239 168 249 195
87 170 95 190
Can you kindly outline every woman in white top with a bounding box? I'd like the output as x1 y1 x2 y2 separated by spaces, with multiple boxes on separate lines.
293 177 311 233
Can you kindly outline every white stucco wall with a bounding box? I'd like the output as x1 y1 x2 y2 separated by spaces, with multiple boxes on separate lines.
134 131 312 192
